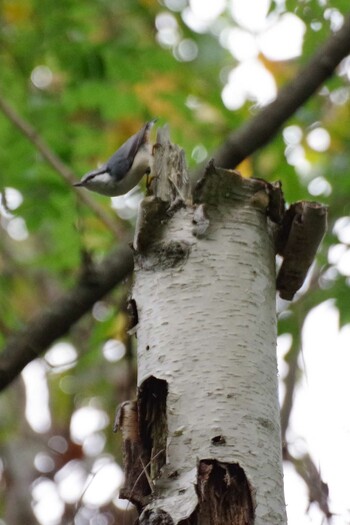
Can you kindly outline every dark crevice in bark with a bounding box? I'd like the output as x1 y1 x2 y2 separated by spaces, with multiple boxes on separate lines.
138 376 168 481
140 508 175 525
180 461 255 525
116 377 168 512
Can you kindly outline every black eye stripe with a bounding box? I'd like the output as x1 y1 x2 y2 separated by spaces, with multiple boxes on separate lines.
86 174 97 182
86 172 104 182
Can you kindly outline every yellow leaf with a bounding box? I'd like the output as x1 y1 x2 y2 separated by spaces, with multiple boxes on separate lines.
236 158 253 178
3 1 32 24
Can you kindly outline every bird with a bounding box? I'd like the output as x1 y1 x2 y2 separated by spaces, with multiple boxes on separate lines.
73 119 157 196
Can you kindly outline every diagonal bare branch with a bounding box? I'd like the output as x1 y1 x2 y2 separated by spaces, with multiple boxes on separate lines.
203 15 350 172
0 94 123 237
0 244 134 391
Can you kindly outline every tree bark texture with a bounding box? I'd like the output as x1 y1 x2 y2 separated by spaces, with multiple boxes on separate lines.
123 129 288 525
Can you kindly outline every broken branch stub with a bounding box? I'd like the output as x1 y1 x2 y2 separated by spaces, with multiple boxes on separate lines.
152 125 191 204
133 126 191 255
276 201 328 300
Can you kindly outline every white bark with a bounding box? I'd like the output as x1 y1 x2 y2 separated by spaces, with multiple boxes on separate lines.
132 150 286 524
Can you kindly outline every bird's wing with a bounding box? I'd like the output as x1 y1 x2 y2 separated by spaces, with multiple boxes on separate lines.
106 153 133 182
107 120 155 181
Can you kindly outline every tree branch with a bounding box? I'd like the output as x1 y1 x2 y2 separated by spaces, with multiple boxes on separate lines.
208 15 350 171
0 94 123 237
0 244 134 391
284 448 331 519
2 17 350 390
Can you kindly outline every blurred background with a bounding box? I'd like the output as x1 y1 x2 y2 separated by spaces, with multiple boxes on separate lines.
1 0 350 524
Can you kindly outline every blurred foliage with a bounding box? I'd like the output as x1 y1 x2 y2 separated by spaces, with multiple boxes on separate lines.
1 0 350 523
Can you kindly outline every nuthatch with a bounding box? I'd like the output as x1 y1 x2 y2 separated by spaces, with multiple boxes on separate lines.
74 119 157 196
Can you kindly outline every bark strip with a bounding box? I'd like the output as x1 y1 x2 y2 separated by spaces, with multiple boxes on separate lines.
114 400 152 510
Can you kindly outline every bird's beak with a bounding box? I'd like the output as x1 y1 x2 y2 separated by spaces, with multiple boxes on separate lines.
73 181 83 187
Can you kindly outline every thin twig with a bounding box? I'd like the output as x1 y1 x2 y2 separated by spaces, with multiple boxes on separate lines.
284 448 331 519
0 94 122 237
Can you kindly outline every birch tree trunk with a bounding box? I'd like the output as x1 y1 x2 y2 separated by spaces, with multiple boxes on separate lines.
118 129 287 525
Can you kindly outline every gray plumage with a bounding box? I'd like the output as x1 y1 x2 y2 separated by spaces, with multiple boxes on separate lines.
74 119 157 196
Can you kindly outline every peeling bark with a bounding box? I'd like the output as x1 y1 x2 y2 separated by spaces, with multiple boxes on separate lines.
114 400 151 510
